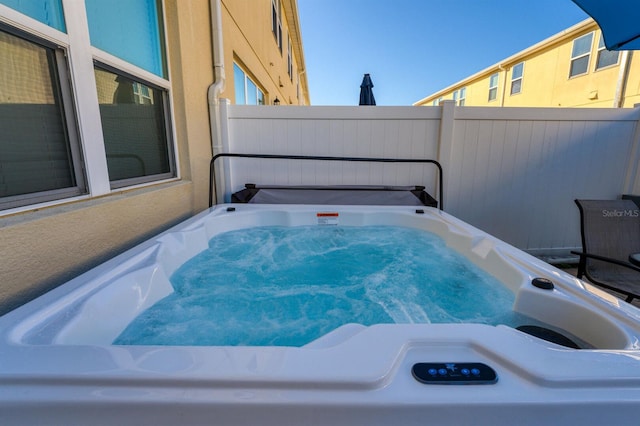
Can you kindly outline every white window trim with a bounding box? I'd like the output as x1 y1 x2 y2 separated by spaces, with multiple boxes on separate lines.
569 32 594 78
234 62 265 105
595 34 620 71
510 62 524 95
287 35 293 80
272 0 282 52
459 87 466 106
0 0 178 214
62 0 111 195
488 73 499 101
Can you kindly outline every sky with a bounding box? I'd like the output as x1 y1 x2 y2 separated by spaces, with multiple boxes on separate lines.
297 0 590 106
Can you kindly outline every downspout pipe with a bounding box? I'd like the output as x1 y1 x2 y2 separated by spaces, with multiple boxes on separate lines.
208 0 226 204
498 64 507 107
614 51 632 108
208 0 225 155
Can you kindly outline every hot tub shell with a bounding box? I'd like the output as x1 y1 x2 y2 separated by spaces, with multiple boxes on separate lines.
2 204 640 425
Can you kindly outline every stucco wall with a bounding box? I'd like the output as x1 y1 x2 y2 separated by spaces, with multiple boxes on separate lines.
0 183 193 314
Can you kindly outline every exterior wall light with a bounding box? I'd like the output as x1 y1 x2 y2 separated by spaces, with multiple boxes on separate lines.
273 97 280 105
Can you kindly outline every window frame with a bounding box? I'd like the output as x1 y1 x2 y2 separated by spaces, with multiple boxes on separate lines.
458 87 466 106
595 33 620 71
287 34 293 80
93 62 176 189
569 32 594 78
510 62 524 95
0 0 177 214
271 0 282 53
488 73 499 102
0 23 87 210
233 62 265 106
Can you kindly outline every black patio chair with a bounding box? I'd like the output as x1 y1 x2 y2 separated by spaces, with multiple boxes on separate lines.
572 199 640 302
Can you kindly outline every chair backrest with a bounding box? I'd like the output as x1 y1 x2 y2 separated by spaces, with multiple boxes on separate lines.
575 199 640 261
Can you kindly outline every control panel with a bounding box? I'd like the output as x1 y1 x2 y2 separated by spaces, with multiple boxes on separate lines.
412 362 498 385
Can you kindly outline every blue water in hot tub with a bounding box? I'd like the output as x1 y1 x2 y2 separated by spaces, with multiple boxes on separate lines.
114 226 523 346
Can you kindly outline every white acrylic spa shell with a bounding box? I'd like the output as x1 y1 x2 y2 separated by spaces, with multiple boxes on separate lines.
2 204 640 425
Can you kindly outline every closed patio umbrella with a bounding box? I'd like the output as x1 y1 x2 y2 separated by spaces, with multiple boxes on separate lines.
359 73 376 106
571 0 640 50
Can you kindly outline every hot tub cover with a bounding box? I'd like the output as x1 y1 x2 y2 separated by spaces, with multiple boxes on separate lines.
231 184 438 207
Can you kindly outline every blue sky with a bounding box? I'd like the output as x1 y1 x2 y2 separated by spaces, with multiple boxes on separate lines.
297 0 589 106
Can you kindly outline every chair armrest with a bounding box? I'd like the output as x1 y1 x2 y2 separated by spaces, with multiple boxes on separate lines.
570 251 640 273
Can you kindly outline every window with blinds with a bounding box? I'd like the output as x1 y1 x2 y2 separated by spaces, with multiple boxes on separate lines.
0 27 85 209
94 66 173 185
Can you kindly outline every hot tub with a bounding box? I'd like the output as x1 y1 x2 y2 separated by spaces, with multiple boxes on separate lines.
2 204 640 425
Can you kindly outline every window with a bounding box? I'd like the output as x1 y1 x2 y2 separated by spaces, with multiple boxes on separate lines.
510 62 524 95
94 66 173 185
0 27 84 209
452 87 466 106
1 0 174 211
0 0 65 31
271 0 282 53
287 35 293 80
488 73 499 101
595 34 619 70
570 32 593 77
86 0 173 187
85 0 166 77
234 63 265 105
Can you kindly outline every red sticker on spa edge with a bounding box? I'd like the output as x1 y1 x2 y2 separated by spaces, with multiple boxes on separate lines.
317 212 339 225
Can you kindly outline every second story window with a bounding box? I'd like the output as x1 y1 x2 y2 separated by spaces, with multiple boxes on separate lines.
510 62 524 95
488 73 499 102
287 35 293 80
453 88 466 106
595 34 619 70
569 32 593 77
271 0 282 53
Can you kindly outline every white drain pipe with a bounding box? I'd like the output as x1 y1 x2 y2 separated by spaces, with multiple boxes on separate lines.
614 51 631 108
208 0 226 203
208 0 225 152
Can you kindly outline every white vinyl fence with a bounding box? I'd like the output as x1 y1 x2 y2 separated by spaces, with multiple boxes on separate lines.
214 100 640 256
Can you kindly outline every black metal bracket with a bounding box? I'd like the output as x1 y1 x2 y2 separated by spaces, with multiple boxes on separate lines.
209 153 443 210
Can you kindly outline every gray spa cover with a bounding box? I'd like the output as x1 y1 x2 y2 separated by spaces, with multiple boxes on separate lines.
233 185 434 206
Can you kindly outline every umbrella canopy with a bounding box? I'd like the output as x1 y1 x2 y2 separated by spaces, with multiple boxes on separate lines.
359 73 376 106
571 0 640 50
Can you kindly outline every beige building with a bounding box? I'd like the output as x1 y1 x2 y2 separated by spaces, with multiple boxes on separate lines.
415 19 639 108
0 0 308 314
223 0 309 105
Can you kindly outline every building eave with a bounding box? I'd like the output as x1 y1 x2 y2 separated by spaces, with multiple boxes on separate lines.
283 0 310 103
